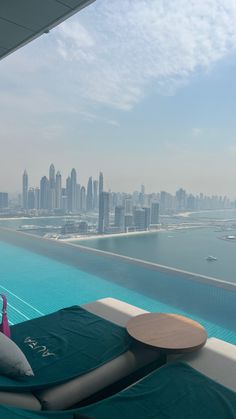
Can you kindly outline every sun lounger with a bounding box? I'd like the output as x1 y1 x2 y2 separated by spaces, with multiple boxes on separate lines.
1 361 236 418
0 298 161 411
180 337 236 392
1 298 235 417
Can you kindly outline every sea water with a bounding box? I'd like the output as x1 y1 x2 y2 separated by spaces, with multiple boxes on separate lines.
74 227 236 283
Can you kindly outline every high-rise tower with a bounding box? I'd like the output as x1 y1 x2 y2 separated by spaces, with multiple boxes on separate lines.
86 177 93 212
22 169 28 210
0 193 8 209
71 168 77 213
176 188 186 211
55 171 62 209
98 191 109 233
93 180 98 210
99 172 103 197
114 206 125 230
48 164 56 210
98 171 103 215
66 176 72 212
139 185 145 206
40 176 49 209
124 196 132 215
49 164 55 188
133 207 150 231
80 186 86 212
76 184 81 211
151 202 160 224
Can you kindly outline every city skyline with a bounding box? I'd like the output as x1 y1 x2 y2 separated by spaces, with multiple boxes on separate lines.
15 165 235 211
1 163 236 199
1 164 235 203
18 165 234 202
1 1 236 196
0 163 234 234
0 163 232 235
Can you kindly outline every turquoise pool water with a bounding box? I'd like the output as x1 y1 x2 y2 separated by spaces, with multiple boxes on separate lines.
1 239 236 345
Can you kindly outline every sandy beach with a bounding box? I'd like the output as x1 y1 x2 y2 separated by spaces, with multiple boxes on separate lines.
58 224 205 242
58 229 162 242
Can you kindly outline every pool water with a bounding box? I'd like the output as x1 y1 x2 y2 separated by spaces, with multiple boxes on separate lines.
1 240 236 345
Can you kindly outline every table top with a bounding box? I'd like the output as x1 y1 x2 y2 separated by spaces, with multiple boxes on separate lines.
126 313 207 353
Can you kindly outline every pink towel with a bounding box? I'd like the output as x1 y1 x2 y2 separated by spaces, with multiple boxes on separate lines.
0 294 11 338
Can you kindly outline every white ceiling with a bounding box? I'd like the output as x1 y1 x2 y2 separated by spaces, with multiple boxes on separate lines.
0 0 94 60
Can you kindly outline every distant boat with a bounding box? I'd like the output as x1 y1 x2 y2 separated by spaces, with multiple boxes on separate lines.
226 235 236 240
206 255 218 262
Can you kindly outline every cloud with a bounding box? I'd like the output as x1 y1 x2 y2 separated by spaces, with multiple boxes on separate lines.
192 128 202 137
57 0 236 110
78 111 119 126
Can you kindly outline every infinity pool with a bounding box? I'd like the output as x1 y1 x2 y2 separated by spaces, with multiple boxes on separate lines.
1 233 236 345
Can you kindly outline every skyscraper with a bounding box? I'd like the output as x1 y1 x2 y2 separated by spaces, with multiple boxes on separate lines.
86 177 93 212
176 188 186 211
98 191 109 233
124 196 132 214
114 206 125 230
151 202 160 224
143 207 151 229
124 214 133 230
66 176 72 212
187 194 195 211
80 186 86 212
48 164 56 210
93 180 98 210
139 184 145 206
55 171 62 209
35 187 40 210
0 193 8 209
61 188 67 211
49 164 55 188
48 188 56 210
133 207 150 230
160 191 174 213
40 176 49 209
22 169 28 210
28 188 35 210
71 168 77 213
133 208 146 230
98 172 104 217
99 172 103 197
76 184 81 211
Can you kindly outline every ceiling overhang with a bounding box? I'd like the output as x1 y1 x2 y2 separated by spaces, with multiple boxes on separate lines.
0 0 95 61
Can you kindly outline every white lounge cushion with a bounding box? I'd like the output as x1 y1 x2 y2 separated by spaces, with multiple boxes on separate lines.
0 391 41 411
83 297 148 326
180 337 236 392
36 343 159 410
0 332 34 378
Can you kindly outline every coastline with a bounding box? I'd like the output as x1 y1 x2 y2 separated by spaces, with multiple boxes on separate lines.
60 224 207 242
60 229 161 242
1 208 235 243
1 208 235 222
0 215 82 221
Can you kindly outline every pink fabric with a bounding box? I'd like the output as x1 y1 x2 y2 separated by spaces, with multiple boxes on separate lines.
0 294 11 338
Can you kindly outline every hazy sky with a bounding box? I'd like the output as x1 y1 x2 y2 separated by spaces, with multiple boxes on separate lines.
1 0 236 197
